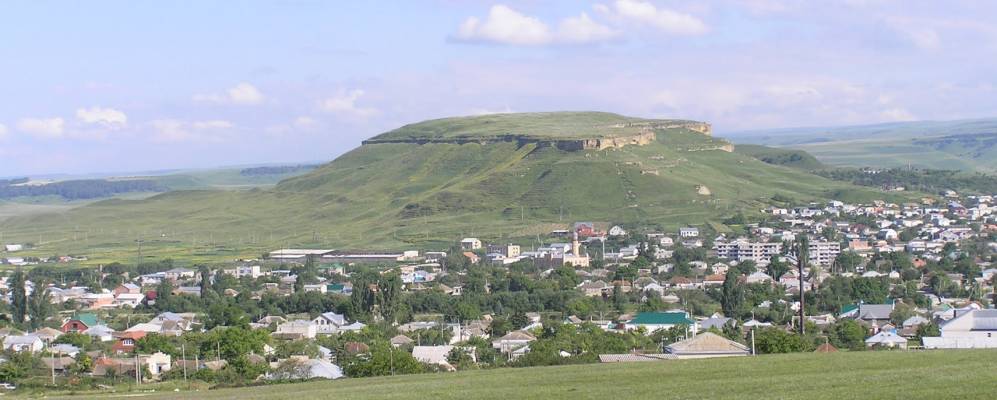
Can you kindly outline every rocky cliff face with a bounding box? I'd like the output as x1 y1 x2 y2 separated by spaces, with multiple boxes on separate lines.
361 121 712 151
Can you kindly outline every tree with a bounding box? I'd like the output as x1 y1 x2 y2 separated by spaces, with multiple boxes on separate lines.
10 269 27 325
27 279 52 330
830 320 866 350
509 311 529 330
754 328 811 354
766 257 790 281
72 353 94 375
916 322 941 343
720 270 742 318
54 332 91 349
341 342 422 377
198 265 212 298
136 333 178 356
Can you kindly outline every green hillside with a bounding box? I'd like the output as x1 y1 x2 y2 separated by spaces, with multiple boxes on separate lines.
729 118 997 172
51 350 997 400
734 144 825 170
0 112 895 263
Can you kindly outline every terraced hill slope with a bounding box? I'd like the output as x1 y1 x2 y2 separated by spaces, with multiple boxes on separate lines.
0 112 892 263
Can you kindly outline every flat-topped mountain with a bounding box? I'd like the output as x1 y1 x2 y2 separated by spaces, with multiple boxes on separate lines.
1 111 886 261
363 112 712 150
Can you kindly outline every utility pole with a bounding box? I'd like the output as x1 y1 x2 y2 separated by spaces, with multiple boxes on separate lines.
182 342 188 386
797 235 809 335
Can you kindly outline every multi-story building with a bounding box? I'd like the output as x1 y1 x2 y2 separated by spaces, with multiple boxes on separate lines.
808 241 841 266
714 239 782 265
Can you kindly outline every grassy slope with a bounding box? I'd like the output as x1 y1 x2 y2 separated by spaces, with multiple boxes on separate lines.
369 111 694 141
60 350 997 400
729 118 997 172
0 121 897 264
734 144 825 170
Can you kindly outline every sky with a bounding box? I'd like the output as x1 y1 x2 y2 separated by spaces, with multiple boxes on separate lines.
1 0 996 176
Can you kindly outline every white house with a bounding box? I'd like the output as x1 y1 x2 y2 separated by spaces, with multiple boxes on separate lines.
3 335 43 352
922 309 997 349
274 320 318 340
312 312 347 334
460 238 482 250
865 331 908 349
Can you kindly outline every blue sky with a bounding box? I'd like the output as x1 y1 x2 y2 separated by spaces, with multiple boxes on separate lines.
1 0 996 176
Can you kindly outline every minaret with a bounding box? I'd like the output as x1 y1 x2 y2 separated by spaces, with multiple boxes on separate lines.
572 231 581 255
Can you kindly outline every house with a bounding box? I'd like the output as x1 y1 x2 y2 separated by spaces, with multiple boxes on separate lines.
113 331 146 353
114 283 141 296
62 313 101 333
699 316 734 331
33 327 63 343
746 271 774 284
463 252 481 264
412 345 456 371
865 331 908 349
163 268 196 282
608 226 627 237
841 303 894 326
626 312 697 335
492 331 536 356
4 244 23 252
922 309 997 349
679 227 699 238
460 238 482 250
3 335 43 352
390 334 415 348
50 343 81 357
84 325 115 342
115 293 146 307
665 332 750 359
274 320 318 340
269 357 344 380
312 312 347 334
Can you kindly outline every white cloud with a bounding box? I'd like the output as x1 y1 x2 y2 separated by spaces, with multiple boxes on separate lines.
150 119 233 142
319 89 379 118
558 12 619 43
17 117 65 138
193 83 265 105
601 0 708 35
456 5 552 45
455 5 617 45
75 106 128 129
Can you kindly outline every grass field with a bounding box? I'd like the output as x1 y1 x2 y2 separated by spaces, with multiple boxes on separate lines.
43 349 997 400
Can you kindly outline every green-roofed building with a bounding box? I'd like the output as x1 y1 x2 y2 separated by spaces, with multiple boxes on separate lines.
61 312 102 333
626 312 697 335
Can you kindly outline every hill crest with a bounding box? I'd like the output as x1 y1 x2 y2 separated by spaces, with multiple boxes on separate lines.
363 111 712 151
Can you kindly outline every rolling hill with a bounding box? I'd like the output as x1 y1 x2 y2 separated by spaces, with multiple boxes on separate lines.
0 112 895 263
728 118 997 172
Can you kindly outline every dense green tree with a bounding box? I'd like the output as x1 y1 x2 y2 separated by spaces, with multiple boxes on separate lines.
754 328 811 354
830 320 866 350
10 269 27 325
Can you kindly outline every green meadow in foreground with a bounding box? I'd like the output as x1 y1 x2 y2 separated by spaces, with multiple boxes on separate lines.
46 349 997 400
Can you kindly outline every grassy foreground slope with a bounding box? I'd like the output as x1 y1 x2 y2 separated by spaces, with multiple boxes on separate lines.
0 113 895 263
78 350 997 400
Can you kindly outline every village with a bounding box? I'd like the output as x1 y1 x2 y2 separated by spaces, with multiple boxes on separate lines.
0 191 995 389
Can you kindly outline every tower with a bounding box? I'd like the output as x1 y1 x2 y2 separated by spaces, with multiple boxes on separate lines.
572 231 581 256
